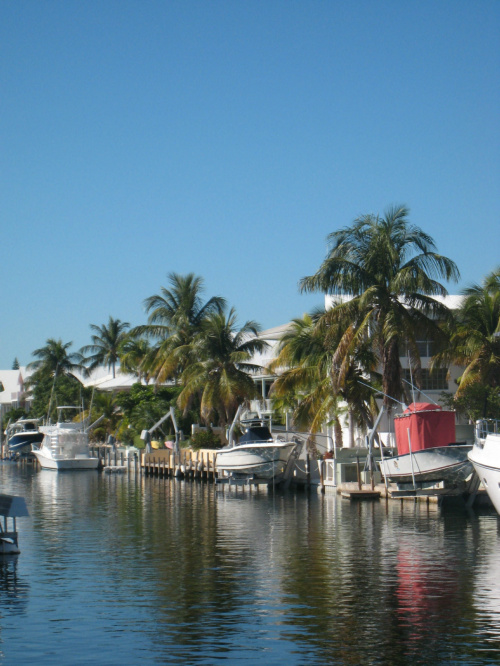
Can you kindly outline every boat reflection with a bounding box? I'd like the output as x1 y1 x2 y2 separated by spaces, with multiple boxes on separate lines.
473 524 500 636
0 557 29 617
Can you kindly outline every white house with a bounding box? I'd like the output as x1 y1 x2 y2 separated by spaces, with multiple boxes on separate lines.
0 367 33 423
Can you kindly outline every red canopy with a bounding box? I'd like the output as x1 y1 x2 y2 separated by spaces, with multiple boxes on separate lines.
394 403 456 455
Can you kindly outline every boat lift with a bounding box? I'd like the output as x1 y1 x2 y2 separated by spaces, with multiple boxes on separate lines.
141 407 180 454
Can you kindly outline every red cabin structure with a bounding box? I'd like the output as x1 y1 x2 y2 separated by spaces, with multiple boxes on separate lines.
394 403 456 456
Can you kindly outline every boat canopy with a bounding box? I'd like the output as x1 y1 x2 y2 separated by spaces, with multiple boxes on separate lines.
394 403 456 455
0 494 29 518
239 425 273 444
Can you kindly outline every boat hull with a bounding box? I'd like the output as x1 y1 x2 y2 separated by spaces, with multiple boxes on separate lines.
8 432 43 456
35 414 98 471
468 432 500 514
33 451 99 471
216 442 296 480
379 445 473 486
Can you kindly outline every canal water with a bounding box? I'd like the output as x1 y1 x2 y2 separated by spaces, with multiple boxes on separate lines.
1 463 499 665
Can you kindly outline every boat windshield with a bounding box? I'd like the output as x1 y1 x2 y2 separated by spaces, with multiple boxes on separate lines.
240 426 273 444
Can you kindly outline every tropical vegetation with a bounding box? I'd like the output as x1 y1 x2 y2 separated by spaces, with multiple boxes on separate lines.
81 316 130 378
132 272 226 384
8 207 500 447
26 338 88 421
299 205 459 419
434 267 500 419
177 307 267 427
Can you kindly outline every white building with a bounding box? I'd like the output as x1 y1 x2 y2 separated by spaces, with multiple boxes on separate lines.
0 367 33 423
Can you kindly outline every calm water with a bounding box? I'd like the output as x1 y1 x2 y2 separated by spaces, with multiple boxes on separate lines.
1 464 500 665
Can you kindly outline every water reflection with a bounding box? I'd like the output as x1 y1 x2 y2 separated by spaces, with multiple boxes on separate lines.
0 464 499 664
473 524 500 650
0 557 29 616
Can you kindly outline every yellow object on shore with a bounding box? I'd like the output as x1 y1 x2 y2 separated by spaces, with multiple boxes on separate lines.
151 440 161 449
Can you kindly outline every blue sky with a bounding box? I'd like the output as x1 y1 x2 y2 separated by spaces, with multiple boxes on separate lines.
1 1 498 369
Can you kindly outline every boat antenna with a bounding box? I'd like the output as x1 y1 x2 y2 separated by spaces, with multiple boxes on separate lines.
407 351 417 411
46 364 59 423
402 378 439 406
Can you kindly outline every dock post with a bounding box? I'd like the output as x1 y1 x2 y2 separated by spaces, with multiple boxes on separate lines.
319 459 325 492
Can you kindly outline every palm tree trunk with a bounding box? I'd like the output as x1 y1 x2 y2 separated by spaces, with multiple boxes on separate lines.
382 339 402 408
348 407 355 448
333 416 343 448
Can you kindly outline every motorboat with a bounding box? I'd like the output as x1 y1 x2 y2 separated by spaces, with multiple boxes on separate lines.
5 418 43 458
216 412 299 483
468 420 500 514
379 403 473 496
32 406 99 471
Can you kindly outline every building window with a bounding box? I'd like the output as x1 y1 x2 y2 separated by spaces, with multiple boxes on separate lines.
404 368 448 391
415 340 435 357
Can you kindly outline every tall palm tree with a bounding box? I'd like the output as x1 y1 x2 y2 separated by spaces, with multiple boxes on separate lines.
133 273 226 383
28 338 85 378
81 317 130 378
178 308 267 426
433 268 500 399
27 339 86 419
299 205 459 413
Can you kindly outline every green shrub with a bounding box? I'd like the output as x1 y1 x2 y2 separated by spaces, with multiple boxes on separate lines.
190 428 223 451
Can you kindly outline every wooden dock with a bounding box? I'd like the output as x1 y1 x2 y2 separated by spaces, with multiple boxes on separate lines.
142 448 217 481
340 488 381 501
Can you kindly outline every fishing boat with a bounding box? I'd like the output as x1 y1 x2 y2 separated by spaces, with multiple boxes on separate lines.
216 410 299 483
32 406 99 471
5 418 43 458
468 420 500 514
379 403 473 496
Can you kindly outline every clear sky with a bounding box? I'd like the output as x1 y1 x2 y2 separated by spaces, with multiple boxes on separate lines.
1 1 498 369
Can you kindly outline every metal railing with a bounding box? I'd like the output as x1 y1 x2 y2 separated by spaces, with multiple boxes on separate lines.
475 419 500 443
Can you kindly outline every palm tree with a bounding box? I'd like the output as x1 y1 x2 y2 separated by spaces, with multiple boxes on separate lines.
27 339 87 419
433 268 500 400
85 391 122 442
81 317 130 378
28 338 85 378
269 310 378 447
269 312 337 434
133 273 226 383
300 205 459 413
178 307 267 426
118 335 152 382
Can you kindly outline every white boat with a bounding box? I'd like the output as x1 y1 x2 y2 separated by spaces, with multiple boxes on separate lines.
379 403 473 495
32 406 99 471
5 418 43 458
216 416 299 482
468 420 500 514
